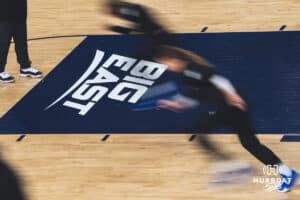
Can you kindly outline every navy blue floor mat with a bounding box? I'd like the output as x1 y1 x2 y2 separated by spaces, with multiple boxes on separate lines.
1 31 300 134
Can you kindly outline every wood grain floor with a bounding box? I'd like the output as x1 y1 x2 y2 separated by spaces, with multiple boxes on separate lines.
0 0 299 199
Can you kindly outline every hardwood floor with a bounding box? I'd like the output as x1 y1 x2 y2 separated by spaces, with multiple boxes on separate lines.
0 0 299 199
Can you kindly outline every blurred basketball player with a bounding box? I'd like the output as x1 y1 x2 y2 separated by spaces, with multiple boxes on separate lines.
106 1 299 192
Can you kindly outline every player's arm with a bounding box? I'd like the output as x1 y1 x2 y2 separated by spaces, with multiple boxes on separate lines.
156 57 246 111
181 57 247 110
158 73 247 112
209 74 247 111
107 1 164 35
187 63 247 110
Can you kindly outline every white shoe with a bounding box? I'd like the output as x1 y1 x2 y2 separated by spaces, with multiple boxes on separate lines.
0 72 15 83
209 160 254 190
20 67 43 78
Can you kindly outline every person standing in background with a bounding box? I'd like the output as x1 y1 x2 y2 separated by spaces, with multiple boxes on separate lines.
0 0 42 83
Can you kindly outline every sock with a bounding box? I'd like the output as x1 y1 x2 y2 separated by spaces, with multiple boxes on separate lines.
278 163 292 176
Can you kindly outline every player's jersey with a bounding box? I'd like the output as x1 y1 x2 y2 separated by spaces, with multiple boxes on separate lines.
179 61 228 106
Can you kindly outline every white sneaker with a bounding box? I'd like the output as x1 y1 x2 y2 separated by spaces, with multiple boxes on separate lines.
0 72 15 83
20 67 43 78
209 160 255 190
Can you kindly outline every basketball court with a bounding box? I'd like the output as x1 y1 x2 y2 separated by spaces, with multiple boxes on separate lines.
0 0 300 199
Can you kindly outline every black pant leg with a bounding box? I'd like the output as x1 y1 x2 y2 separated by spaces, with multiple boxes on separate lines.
0 21 13 72
12 20 31 69
195 110 233 160
222 106 282 166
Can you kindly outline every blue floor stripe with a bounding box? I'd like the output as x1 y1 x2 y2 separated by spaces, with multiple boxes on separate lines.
280 135 300 142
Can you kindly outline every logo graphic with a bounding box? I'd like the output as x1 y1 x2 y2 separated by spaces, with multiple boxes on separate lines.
45 50 167 116
252 165 283 192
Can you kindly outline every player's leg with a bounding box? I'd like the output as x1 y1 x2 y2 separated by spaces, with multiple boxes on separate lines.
196 114 233 161
0 21 15 83
196 135 232 161
232 108 281 165
12 20 31 69
13 19 42 78
227 106 299 192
